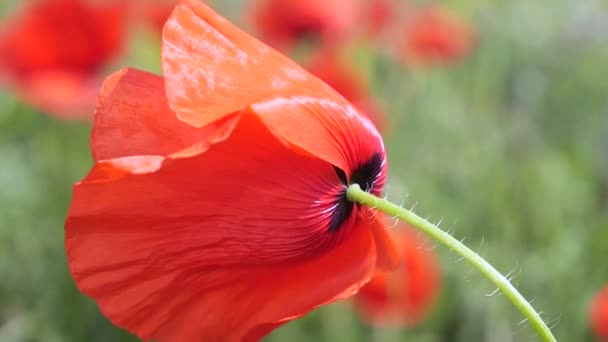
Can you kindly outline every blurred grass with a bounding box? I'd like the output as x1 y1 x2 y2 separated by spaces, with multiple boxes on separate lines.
1 0 607 341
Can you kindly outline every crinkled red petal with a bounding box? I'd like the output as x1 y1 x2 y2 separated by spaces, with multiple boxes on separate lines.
92 68 238 161
161 0 346 128
161 0 386 180
66 112 376 340
250 97 384 177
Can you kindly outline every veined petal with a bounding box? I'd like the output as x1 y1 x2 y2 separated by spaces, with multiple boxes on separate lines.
161 0 385 179
92 68 238 161
66 112 374 340
250 96 383 176
161 0 344 127
152 224 375 342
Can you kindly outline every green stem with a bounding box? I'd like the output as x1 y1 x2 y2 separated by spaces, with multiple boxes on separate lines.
346 184 557 342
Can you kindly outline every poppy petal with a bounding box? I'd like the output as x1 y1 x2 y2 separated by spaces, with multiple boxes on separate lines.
250 97 383 176
91 68 238 161
161 0 343 128
153 224 375 342
66 112 375 340
354 224 441 326
364 211 400 271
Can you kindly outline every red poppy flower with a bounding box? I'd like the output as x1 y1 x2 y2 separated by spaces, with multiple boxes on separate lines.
401 6 474 66
0 0 126 118
354 223 441 326
591 286 608 341
65 0 399 341
362 0 396 40
250 0 359 51
305 49 385 131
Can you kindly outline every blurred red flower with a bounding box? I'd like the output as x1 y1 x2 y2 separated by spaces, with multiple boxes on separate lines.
65 0 399 341
591 286 608 341
354 223 441 326
250 0 359 50
362 0 396 40
401 7 474 66
0 0 127 118
305 49 385 131
133 0 177 34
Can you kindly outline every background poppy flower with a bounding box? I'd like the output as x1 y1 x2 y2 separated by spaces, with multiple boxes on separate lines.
65 0 398 340
354 223 441 326
591 286 608 341
305 48 386 131
362 0 396 40
401 6 474 66
0 0 126 118
249 0 359 51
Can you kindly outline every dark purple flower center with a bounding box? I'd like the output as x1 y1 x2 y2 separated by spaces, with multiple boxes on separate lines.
328 152 385 232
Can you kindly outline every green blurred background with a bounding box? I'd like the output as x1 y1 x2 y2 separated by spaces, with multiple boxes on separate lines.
1 0 607 341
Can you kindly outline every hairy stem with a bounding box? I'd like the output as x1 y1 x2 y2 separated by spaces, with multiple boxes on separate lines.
346 184 557 342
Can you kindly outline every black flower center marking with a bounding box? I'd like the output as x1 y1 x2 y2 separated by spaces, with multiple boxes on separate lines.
328 152 385 232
